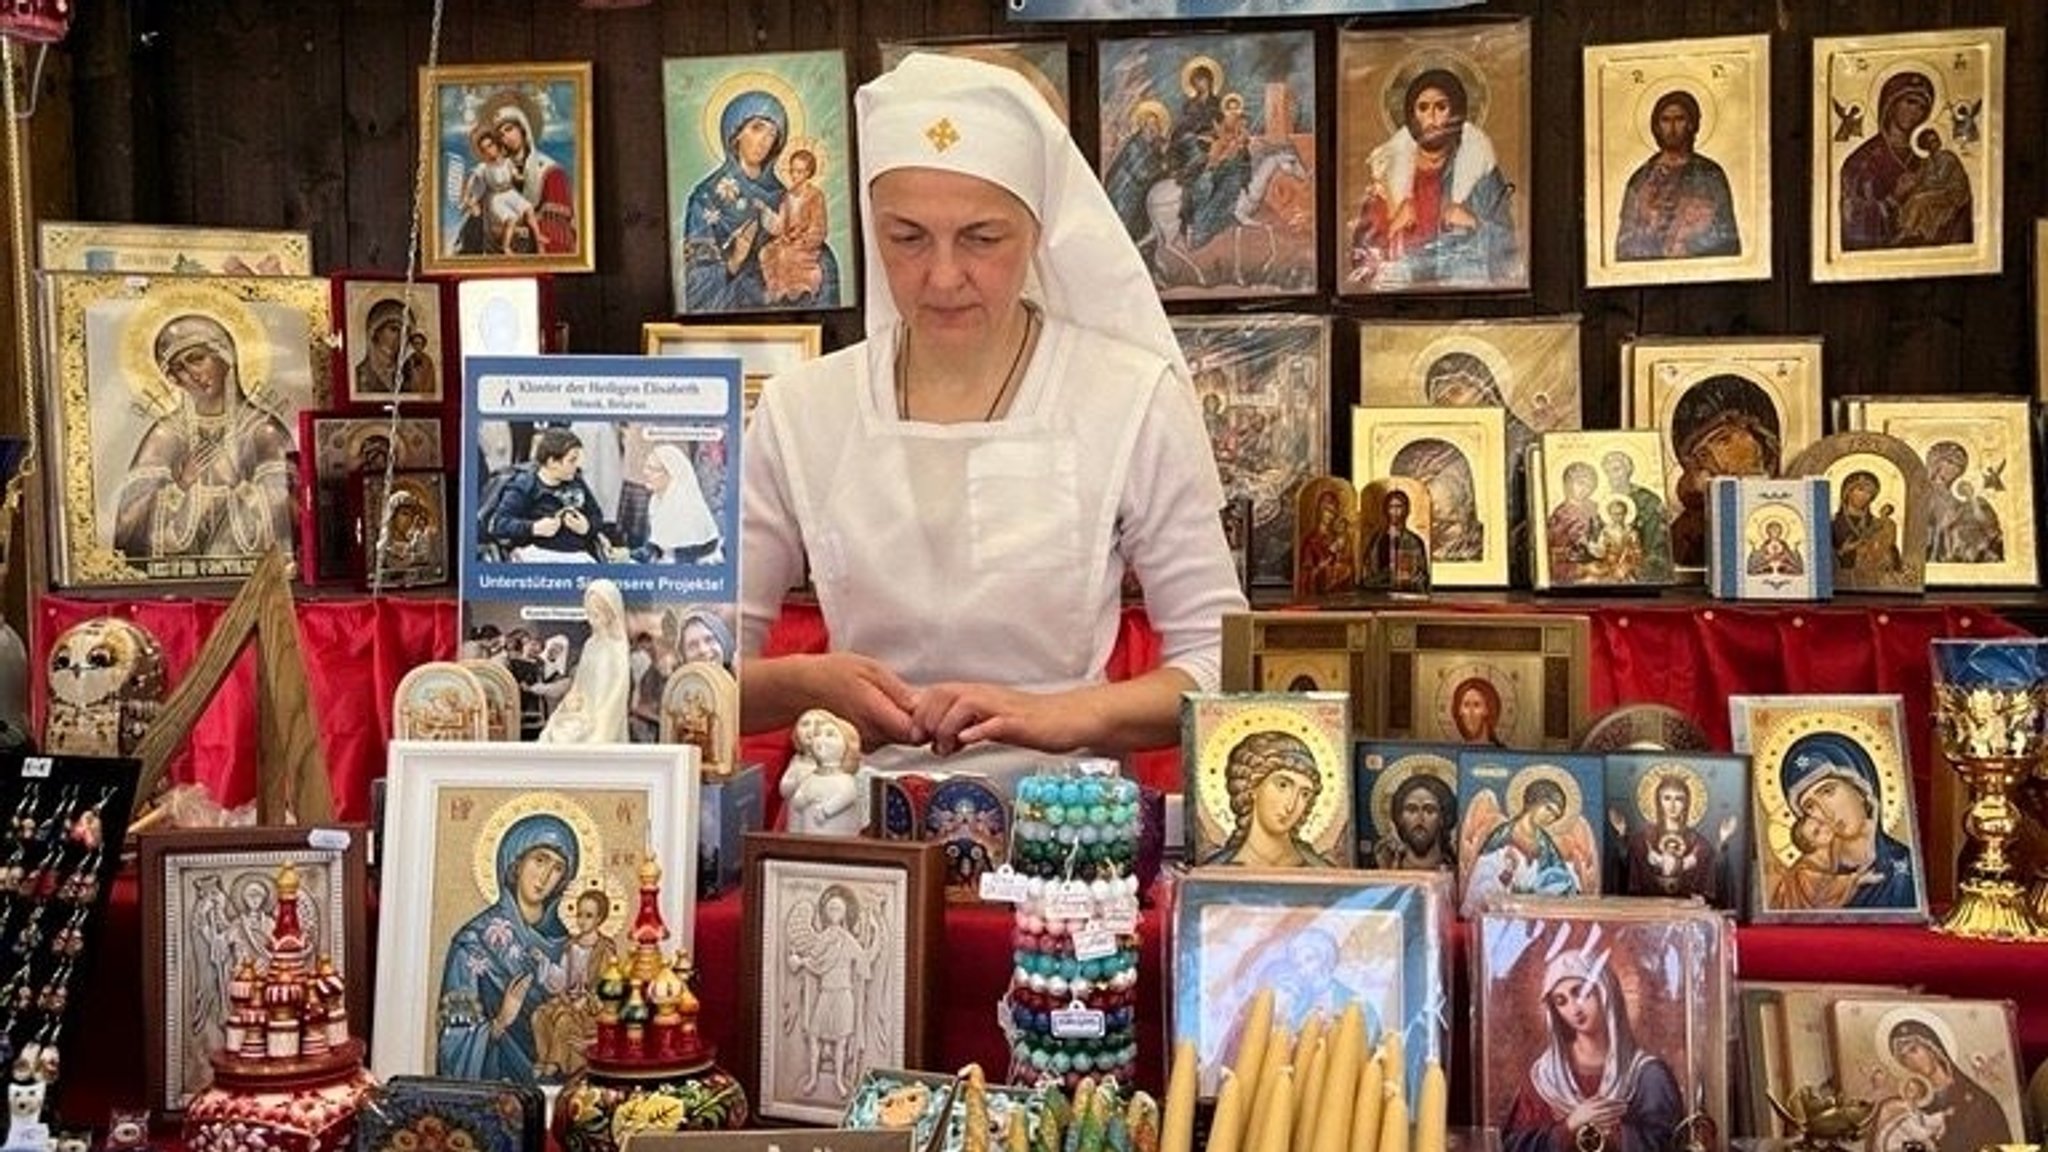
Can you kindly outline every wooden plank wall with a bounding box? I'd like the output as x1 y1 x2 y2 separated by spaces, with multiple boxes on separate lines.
55 0 2048 468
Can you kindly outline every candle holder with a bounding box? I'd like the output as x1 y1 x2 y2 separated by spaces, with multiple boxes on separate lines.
1929 639 2048 941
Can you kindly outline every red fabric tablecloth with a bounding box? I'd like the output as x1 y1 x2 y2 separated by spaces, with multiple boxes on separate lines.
36 596 2018 827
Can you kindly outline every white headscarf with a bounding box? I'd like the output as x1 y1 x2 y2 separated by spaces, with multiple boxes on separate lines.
1529 945 1654 1116
646 443 719 556
854 53 1188 382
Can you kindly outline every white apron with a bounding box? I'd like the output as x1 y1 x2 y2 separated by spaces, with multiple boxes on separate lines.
771 318 1158 783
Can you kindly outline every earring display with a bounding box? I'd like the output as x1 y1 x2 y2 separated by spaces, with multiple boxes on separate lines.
0 753 140 1119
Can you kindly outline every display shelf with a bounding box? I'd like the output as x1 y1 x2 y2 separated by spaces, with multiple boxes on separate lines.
60 873 2048 1131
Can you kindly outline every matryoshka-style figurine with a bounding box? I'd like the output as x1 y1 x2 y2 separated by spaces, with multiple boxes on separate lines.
42 616 169 757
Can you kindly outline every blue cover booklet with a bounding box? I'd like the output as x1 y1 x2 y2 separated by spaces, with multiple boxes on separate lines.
459 353 742 742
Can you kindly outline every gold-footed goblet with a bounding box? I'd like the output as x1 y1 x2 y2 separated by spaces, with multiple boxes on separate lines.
2015 771 2048 928
1929 638 2048 940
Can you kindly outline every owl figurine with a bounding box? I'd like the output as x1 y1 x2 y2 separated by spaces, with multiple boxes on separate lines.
43 616 169 757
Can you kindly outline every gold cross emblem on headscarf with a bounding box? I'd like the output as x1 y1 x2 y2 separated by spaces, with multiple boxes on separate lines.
925 117 960 152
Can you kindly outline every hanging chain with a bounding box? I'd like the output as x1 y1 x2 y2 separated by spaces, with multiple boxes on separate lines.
2 40 49 522
369 0 449 595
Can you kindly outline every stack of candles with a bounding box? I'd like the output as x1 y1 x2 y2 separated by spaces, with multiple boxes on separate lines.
1158 989 1448 1152
1005 760 1143 1089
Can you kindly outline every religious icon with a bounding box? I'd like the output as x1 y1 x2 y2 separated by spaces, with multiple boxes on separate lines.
338 279 448 405
1293 476 1360 598
1708 476 1833 601
421 62 596 275
1175 313 1331 589
1783 430 1933 593
1454 751 1604 916
1812 28 2005 282
140 830 366 1116
1098 31 1318 300
1530 430 1675 590
368 747 699 1088
1182 692 1354 868
1473 903 1731 1152
1601 753 1749 911
1372 613 1591 750
393 663 491 742
1351 405 1509 588
1357 477 1432 595
1583 34 1771 287
1625 336 1824 573
43 273 330 589
1731 694 1928 924
742 836 942 1125
662 51 855 315
1356 743 1459 872
1827 997 2025 1152
1336 20 1531 295
1838 396 2037 589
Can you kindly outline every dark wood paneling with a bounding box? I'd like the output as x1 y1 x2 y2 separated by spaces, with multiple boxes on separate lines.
58 0 2045 458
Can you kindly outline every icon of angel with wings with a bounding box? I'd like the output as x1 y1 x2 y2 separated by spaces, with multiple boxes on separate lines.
781 882 893 1102
1457 768 1599 916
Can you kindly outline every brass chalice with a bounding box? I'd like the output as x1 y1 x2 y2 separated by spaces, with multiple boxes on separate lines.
1929 639 2048 940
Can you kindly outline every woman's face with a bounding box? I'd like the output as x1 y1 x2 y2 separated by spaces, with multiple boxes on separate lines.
1694 422 1766 474
1547 976 1604 1036
1252 768 1313 839
515 846 568 905
682 621 725 665
1799 776 1870 839
1657 783 1689 825
1892 1036 1941 1077
643 456 672 493
735 116 780 168
167 346 230 406
497 119 528 155
870 167 1039 352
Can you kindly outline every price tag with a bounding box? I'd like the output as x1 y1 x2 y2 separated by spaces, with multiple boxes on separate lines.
307 828 353 852
1100 896 1140 934
1072 925 1117 961
1047 881 1096 921
1050 1005 1107 1039
979 867 1028 903
21 757 51 779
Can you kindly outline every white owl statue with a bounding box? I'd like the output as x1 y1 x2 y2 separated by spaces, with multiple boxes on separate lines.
44 616 170 757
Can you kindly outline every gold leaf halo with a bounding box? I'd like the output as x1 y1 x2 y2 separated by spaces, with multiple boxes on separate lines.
1631 81 1723 155
1504 762 1585 822
1368 750 1456 841
700 71 808 165
773 133 830 189
1376 49 1491 137
468 791 625 937
1631 762 1707 827
119 286 272 421
1753 707 1907 866
1195 702 1348 852
1180 54 1225 99
474 86 548 153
